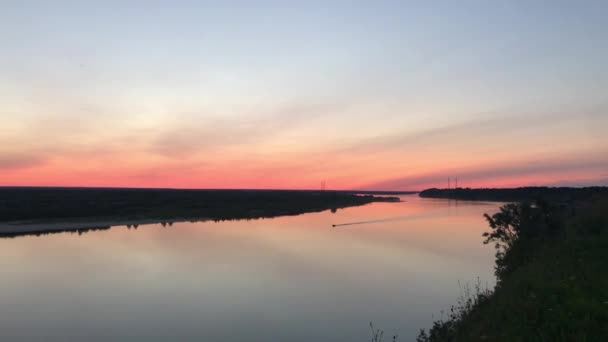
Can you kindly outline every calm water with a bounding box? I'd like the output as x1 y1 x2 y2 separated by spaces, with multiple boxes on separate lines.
0 195 503 341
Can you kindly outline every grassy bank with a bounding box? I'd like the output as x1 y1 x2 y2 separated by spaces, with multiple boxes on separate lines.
418 192 608 341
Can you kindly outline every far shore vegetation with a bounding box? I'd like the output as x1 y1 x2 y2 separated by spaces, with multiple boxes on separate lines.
0 187 401 237
419 186 606 202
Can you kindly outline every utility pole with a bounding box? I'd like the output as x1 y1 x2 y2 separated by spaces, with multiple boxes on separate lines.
448 177 450 189
455 177 458 189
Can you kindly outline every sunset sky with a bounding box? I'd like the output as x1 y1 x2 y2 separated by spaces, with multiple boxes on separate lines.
1 1 607 190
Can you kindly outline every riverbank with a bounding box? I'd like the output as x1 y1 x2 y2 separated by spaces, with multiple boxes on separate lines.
0 187 399 237
418 191 608 340
0 217 206 238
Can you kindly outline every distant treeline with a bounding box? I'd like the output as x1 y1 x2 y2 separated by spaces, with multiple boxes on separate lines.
0 187 399 222
350 190 418 195
419 187 608 202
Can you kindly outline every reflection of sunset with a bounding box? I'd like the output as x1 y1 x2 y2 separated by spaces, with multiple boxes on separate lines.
0 196 501 339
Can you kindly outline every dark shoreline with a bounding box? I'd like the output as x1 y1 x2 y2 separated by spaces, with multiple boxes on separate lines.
0 187 400 237
419 186 608 202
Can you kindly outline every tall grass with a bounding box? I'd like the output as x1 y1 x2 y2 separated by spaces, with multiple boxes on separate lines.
369 322 398 342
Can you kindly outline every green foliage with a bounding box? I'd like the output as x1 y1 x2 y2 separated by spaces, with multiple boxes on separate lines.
483 201 563 278
418 196 608 341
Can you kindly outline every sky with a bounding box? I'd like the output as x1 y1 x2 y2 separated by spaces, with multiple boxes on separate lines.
1 1 607 190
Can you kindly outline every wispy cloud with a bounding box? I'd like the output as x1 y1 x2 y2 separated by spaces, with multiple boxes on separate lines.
363 153 608 190
147 100 346 158
336 107 607 155
0 154 47 170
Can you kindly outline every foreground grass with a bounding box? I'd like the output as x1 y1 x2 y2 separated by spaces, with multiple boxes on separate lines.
418 196 608 341
435 233 608 340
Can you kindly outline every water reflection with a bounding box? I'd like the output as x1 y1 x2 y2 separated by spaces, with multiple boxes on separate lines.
0 195 503 341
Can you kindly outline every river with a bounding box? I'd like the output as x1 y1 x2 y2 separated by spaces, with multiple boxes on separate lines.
0 194 503 341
